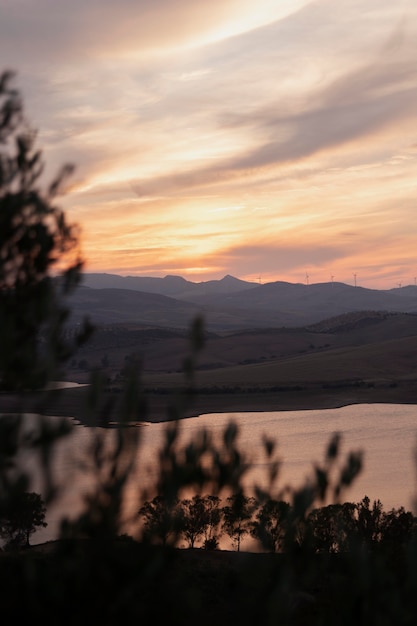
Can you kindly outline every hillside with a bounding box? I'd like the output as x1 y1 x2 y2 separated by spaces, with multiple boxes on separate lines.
69 310 417 377
67 285 288 330
39 310 417 424
68 275 417 331
5 276 417 425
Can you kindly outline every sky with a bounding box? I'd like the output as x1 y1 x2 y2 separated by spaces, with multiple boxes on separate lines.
1 0 417 289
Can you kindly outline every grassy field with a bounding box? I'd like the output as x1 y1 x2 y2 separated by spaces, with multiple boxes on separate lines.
141 335 417 389
2 332 416 425
1 312 416 424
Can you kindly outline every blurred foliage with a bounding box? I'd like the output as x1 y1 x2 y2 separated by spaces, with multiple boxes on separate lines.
0 70 92 392
1 70 417 626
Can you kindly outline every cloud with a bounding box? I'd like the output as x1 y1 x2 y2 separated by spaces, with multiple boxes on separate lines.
217 241 346 270
0 0 310 66
1 0 416 289
120 2 416 198
131 51 417 197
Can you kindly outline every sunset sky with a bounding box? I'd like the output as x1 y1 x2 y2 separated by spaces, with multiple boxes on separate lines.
1 0 416 289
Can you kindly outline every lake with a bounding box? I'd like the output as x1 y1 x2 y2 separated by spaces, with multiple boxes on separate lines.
14 402 417 546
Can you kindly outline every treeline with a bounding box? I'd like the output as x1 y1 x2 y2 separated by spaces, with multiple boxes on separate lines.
141 382 384 395
138 492 416 554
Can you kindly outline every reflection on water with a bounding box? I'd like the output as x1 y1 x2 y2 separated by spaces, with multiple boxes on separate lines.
44 381 89 390
7 403 417 546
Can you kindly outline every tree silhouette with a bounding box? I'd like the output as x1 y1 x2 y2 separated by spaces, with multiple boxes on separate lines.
0 491 46 548
250 498 290 553
178 495 208 548
356 495 384 546
222 492 257 551
306 502 357 553
138 495 180 546
201 494 222 549
0 70 91 391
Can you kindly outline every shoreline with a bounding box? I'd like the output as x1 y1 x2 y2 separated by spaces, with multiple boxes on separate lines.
1 382 416 426
145 385 417 423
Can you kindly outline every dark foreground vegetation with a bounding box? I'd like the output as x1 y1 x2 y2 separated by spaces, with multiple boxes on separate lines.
2 492 417 625
2 531 417 626
2 71 417 625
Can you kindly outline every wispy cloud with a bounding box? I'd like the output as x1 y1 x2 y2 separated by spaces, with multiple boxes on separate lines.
0 0 416 288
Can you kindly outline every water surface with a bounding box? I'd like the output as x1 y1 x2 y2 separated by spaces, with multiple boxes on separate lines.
18 403 417 545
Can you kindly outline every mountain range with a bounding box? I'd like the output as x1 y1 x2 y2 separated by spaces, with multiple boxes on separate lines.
69 273 417 331
56 273 417 415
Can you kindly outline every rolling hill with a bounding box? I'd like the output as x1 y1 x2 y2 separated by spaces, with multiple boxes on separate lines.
68 275 417 331
70 310 417 382
35 308 417 424
45 274 417 422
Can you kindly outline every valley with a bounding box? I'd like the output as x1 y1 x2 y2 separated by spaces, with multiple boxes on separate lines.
58 310 417 424
3 276 417 425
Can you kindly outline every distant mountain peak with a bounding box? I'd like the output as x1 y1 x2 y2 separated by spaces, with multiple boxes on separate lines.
220 274 247 283
163 275 188 283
